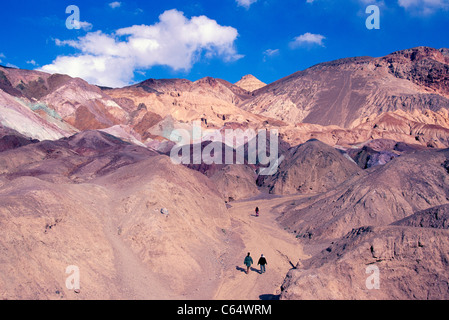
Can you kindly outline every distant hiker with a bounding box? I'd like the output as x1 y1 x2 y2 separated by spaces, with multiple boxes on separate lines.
255 207 259 217
244 252 253 274
258 254 267 274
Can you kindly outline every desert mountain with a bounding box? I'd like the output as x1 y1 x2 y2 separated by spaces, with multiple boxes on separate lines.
0 123 38 152
242 47 449 127
1 66 128 126
235 74 267 92
0 64 287 152
346 138 429 169
2 46 449 300
104 76 276 132
258 139 361 195
281 204 449 300
0 131 233 299
209 164 260 202
236 47 449 150
392 203 449 228
280 223 449 299
2 47 449 152
276 147 449 240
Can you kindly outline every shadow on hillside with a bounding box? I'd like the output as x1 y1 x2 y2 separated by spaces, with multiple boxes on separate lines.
250 267 262 274
259 294 280 300
236 265 266 274
235 266 247 273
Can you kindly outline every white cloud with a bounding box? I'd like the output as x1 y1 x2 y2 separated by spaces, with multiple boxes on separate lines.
40 54 135 88
26 60 37 66
262 49 279 61
39 9 243 88
398 0 449 13
72 20 93 31
236 0 258 9
263 49 279 57
263 49 279 62
109 2 122 9
290 33 326 48
0 53 5 63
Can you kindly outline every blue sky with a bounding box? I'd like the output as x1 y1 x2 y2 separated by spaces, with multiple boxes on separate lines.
0 0 448 87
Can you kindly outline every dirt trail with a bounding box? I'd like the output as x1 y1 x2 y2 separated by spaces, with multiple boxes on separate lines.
213 195 309 300
91 191 308 300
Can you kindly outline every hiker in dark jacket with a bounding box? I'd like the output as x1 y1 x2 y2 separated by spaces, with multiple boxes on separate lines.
258 254 267 274
244 252 253 274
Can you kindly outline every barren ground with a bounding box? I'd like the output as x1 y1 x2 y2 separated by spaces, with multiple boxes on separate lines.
212 194 307 300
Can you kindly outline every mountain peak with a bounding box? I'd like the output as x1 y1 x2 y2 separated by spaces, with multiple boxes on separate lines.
234 74 266 92
239 74 258 80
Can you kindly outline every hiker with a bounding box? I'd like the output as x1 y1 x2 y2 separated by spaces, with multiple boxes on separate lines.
258 254 267 274
255 207 259 217
244 252 253 274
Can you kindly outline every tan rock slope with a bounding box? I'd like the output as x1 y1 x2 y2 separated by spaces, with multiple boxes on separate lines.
234 74 267 92
280 224 449 300
281 205 449 300
241 47 449 128
209 164 259 202
345 138 428 169
0 131 231 299
0 66 128 135
2 47 449 151
392 203 449 228
276 147 449 240
259 139 361 195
